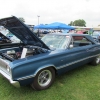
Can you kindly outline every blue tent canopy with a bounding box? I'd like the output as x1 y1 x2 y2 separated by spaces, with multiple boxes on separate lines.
34 22 74 30
45 22 74 30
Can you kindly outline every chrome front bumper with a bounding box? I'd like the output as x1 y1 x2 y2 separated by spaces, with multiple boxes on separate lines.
0 69 20 88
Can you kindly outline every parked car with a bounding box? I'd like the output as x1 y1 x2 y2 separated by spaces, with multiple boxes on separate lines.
42 30 49 34
0 32 11 43
92 32 100 42
0 16 100 91
6 33 21 43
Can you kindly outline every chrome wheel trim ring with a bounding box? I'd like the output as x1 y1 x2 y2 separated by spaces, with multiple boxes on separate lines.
38 70 52 87
96 57 100 64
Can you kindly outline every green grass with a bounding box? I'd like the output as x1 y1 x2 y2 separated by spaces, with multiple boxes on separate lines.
0 64 100 100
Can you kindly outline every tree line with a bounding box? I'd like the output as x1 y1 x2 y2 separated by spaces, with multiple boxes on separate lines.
19 17 100 27
68 19 86 27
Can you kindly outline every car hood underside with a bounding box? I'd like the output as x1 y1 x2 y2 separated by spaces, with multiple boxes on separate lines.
0 16 49 50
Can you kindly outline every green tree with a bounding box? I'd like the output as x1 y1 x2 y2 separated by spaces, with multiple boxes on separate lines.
68 21 74 26
18 17 25 23
69 19 86 27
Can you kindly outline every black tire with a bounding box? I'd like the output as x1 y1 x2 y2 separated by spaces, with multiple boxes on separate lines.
31 67 55 90
91 56 100 66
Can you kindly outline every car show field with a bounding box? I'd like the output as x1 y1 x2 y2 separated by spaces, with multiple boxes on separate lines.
0 16 100 91
0 64 100 100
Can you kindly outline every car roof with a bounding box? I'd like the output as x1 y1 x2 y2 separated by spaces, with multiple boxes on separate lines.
47 33 96 44
49 33 89 36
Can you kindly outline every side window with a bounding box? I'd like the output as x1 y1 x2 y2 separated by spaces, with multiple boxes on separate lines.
72 36 92 47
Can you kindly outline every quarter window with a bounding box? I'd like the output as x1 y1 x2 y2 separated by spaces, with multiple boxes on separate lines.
71 36 92 47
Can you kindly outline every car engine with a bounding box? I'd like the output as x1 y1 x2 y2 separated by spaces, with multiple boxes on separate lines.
0 45 48 61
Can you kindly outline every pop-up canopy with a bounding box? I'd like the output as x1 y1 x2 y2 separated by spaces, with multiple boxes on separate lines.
34 22 75 30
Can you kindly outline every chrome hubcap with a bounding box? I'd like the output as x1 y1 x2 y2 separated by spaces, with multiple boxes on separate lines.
38 70 52 87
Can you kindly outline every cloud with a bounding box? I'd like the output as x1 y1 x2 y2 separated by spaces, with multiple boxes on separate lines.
0 0 100 27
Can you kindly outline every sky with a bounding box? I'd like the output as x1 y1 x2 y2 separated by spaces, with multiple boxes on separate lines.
0 0 100 27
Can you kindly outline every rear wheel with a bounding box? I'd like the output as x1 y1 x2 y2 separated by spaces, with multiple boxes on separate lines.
91 56 100 66
31 67 55 90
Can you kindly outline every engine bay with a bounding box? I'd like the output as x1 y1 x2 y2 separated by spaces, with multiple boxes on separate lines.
0 45 49 61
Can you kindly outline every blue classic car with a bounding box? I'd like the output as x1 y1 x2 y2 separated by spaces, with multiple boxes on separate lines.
0 16 100 90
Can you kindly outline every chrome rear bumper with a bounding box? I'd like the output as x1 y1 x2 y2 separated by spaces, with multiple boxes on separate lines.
0 69 20 88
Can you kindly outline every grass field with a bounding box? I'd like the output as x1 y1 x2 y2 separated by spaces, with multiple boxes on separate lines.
0 64 100 100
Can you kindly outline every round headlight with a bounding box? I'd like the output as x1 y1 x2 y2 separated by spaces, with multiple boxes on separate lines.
6 65 10 72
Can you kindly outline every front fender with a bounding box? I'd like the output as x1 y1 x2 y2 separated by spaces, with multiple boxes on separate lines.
12 63 56 81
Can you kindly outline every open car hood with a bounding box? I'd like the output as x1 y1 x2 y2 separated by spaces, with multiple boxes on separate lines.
0 32 11 43
0 16 49 49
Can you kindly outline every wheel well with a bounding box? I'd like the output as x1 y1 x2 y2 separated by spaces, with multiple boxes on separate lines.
34 66 57 77
48 66 57 75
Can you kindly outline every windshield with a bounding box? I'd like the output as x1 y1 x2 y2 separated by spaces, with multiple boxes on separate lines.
41 34 70 49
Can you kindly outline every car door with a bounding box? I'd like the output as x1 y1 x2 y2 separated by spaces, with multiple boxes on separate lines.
57 36 92 73
86 43 100 61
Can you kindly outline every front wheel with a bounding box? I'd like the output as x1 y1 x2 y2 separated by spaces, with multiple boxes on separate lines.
31 67 55 90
